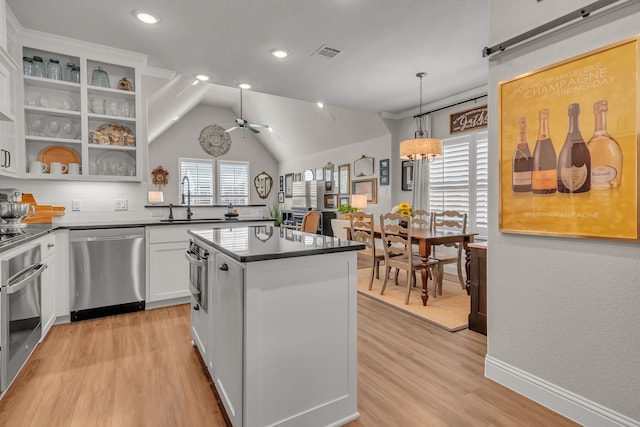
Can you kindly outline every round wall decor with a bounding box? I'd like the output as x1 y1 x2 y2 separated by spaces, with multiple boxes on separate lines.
199 124 232 157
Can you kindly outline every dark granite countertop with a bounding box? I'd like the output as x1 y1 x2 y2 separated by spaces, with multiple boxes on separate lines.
188 225 364 263
0 218 275 253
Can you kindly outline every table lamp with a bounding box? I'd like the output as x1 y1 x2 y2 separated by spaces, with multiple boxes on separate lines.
351 194 367 211
148 191 164 205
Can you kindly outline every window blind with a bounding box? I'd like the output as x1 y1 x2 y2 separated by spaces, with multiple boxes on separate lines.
179 158 214 205
427 131 488 238
218 160 249 205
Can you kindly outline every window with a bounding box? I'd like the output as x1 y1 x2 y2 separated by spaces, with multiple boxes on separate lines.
218 160 249 205
178 158 249 205
179 158 214 205
427 131 488 238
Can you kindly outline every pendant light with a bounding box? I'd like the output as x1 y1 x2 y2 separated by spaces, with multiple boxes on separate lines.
399 72 442 162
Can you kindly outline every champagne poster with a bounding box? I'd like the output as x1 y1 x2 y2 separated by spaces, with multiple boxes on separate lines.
499 38 639 240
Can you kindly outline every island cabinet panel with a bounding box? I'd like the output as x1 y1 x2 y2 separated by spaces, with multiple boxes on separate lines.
243 252 358 427
211 252 244 427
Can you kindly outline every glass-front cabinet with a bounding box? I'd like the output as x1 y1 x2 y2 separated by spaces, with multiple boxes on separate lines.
15 32 145 181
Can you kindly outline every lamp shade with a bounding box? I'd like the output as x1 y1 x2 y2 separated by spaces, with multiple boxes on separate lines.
399 137 443 160
148 191 164 204
351 194 368 210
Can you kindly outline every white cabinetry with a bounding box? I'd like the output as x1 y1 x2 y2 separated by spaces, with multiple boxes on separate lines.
39 232 56 337
146 225 191 305
211 252 244 427
15 30 145 180
0 35 18 176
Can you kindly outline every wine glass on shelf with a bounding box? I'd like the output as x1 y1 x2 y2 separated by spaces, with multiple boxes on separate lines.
29 117 44 136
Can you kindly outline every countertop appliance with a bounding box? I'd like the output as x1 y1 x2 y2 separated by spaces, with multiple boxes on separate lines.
69 227 145 321
1 243 46 392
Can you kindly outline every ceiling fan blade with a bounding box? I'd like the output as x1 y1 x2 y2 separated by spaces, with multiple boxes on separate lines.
247 125 260 134
249 123 269 128
225 126 238 133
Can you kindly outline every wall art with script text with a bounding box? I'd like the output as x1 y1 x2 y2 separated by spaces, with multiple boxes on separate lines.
499 37 639 241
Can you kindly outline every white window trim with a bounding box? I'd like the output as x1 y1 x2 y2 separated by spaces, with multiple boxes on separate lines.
425 130 488 239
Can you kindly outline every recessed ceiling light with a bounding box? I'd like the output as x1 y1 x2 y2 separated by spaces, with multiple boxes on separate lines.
195 74 210 82
134 11 160 24
238 83 251 90
191 79 199 86
317 102 324 108
268 127 274 132
270 49 289 59
172 115 179 121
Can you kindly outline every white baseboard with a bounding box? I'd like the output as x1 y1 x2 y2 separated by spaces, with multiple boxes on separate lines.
485 356 640 427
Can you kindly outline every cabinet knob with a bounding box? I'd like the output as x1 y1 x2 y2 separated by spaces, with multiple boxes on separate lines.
193 304 200 311
219 263 228 271
47 242 55 248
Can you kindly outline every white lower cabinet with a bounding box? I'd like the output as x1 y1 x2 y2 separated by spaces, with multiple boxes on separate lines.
146 225 191 303
210 252 244 427
40 232 56 337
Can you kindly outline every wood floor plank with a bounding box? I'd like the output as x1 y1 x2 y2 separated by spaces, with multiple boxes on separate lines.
0 299 578 427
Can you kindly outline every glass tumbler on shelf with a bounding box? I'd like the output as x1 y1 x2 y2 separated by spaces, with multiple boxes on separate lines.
47 58 62 80
32 56 46 78
23 57 33 76
70 66 80 83
107 99 119 116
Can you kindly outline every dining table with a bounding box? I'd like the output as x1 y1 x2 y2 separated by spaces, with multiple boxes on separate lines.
348 225 477 306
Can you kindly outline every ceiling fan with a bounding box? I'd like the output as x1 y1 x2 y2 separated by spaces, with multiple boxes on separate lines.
225 88 269 134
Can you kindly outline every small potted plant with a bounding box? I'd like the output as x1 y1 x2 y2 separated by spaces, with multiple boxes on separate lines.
336 204 357 220
268 202 282 226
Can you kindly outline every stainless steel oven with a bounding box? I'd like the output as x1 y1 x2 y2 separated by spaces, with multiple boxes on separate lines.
185 240 208 311
0 244 46 392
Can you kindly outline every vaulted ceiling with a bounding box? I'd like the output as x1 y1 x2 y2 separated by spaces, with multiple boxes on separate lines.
8 0 489 160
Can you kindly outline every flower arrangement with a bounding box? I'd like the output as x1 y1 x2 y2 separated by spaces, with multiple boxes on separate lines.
392 201 414 217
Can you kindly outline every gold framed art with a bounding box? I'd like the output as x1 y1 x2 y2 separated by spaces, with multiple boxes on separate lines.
352 178 378 204
499 37 639 241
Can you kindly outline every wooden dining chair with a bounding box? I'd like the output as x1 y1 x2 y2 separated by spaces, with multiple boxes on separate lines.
349 212 385 290
300 211 321 234
379 213 439 305
430 210 467 295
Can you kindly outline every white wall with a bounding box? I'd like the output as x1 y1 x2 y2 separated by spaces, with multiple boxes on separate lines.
149 103 278 212
279 134 393 220
487 1 640 425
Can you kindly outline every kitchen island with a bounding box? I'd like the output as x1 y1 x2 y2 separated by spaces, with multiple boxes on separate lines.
187 225 363 427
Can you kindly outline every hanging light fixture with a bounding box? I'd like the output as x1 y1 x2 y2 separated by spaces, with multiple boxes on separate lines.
399 72 442 162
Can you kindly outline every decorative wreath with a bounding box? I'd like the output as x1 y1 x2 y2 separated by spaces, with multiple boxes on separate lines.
199 124 232 157
151 166 169 186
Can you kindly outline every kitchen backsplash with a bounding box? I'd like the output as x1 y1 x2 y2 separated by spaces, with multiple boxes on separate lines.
0 177 267 223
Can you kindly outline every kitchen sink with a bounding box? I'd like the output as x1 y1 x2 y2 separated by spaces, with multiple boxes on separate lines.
160 218 225 223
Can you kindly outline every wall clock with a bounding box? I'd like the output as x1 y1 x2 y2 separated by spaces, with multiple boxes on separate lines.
151 166 169 186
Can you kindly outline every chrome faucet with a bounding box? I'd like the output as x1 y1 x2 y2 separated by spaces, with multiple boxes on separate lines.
181 175 193 220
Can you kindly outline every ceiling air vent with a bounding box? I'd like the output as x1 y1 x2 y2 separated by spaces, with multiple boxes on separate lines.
312 45 343 59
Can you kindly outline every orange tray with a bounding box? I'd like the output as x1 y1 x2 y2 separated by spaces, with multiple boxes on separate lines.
38 145 80 172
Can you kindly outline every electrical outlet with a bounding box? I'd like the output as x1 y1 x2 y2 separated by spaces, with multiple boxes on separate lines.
72 200 81 211
114 199 128 211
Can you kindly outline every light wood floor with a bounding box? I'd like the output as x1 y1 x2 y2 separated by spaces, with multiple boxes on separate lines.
0 299 578 427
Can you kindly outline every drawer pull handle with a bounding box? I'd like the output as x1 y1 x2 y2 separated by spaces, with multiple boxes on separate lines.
47 243 55 248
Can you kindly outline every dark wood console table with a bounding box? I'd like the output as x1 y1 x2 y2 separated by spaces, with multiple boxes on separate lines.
468 242 487 335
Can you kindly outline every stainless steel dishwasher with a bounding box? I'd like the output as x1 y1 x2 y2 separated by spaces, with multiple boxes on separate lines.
69 227 145 321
